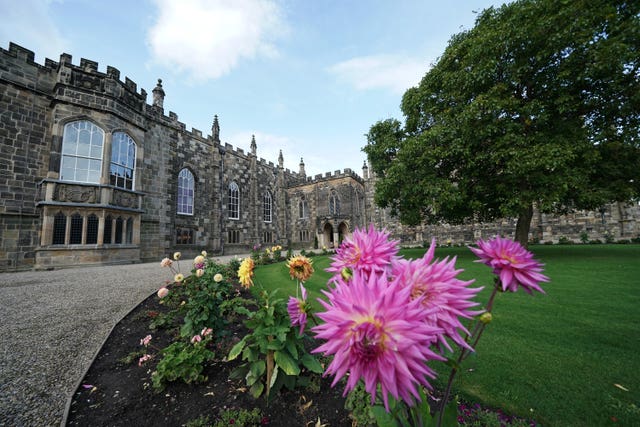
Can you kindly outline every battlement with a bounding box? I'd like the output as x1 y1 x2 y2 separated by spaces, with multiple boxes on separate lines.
304 168 363 184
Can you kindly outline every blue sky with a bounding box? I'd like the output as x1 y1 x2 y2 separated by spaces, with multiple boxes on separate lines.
1 0 505 177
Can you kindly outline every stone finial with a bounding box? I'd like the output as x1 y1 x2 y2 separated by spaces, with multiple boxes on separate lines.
211 115 220 142
362 161 369 179
152 79 165 108
250 135 257 154
278 150 284 168
299 157 306 177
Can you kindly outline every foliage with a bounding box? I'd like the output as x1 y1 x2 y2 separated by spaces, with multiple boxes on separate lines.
580 231 590 244
186 408 264 427
227 289 323 400
179 260 237 339
363 0 640 245
151 337 215 391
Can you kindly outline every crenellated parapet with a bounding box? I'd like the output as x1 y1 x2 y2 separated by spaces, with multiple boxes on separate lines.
304 168 364 185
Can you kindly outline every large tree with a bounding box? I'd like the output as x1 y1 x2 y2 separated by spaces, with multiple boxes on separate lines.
364 0 640 246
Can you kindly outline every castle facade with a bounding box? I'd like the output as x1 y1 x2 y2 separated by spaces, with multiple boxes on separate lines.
1 43 638 271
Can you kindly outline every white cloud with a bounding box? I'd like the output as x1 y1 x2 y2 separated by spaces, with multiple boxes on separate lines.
328 54 428 94
226 131 366 179
0 0 68 62
147 0 287 81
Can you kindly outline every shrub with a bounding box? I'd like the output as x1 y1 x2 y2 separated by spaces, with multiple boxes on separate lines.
589 239 603 244
580 231 589 244
151 337 215 390
617 239 631 244
227 289 323 399
558 236 573 245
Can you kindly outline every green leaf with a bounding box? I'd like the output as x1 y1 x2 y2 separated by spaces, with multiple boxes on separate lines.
285 338 298 359
300 354 323 374
250 360 265 379
370 406 400 427
229 365 249 381
227 338 246 361
440 397 459 427
269 365 279 389
274 350 300 376
249 381 264 398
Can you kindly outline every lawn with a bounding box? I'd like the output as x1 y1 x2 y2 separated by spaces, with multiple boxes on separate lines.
253 245 640 426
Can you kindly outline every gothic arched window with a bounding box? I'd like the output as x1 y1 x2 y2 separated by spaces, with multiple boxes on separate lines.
229 181 240 220
329 190 340 215
110 132 136 190
60 120 105 184
177 168 195 215
299 196 308 219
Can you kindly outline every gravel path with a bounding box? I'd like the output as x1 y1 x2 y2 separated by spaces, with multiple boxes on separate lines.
0 255 245 427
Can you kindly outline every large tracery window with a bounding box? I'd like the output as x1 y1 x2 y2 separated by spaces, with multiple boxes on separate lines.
228 181 240 220
60 120 105 184
177 169 195 215
263 191 272 223
110 132 136 190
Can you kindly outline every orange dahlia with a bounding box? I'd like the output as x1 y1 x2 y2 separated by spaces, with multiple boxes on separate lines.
286 255 314 282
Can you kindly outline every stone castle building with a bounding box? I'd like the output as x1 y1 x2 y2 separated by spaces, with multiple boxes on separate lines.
1 43 638 271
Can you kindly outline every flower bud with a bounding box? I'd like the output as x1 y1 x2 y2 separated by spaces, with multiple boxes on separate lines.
479 312 493 324
196 269 204 277
341 267 353 281
157 287 169 298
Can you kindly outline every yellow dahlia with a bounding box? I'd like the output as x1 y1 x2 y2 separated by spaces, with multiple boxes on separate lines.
238 258 255 288
286 255 314 282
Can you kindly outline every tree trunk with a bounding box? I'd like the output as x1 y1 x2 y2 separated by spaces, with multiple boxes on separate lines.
515 204 533 248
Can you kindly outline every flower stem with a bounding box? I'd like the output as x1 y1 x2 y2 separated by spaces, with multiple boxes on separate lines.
436 282 500 427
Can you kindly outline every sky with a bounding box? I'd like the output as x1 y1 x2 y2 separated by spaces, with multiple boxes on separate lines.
0 0 506 177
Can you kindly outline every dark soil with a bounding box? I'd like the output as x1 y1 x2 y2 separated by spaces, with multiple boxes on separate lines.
66 292 352 427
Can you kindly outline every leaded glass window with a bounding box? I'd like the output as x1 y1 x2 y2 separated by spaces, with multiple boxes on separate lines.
86 214 99 244
70 213 83 244
263 191 272 223
53 212 66 245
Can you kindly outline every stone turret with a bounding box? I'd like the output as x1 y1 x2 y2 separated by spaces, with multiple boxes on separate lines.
299 158 306 177
250 135 257 155
278 150 284 168
211 115 220 143
362 161 369 180
152 79 165 108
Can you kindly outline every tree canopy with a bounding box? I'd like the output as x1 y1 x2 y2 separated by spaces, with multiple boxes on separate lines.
364 0 640 245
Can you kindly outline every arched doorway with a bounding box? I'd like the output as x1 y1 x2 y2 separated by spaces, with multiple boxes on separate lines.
338 222 349 246
323 223 334 248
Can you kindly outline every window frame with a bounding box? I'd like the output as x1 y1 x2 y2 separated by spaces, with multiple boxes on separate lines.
60 120 105 184
228 181 240 220
110 132 136 190
263 191 272 223
177 168 195 215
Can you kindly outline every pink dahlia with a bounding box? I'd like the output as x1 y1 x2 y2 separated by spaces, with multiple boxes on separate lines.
469 236 549 294
312 270 444 410
391 239 483 352
326 224 399 281
287 284 309 335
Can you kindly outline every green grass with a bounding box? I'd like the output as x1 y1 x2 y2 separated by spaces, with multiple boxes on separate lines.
253 245 640 426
